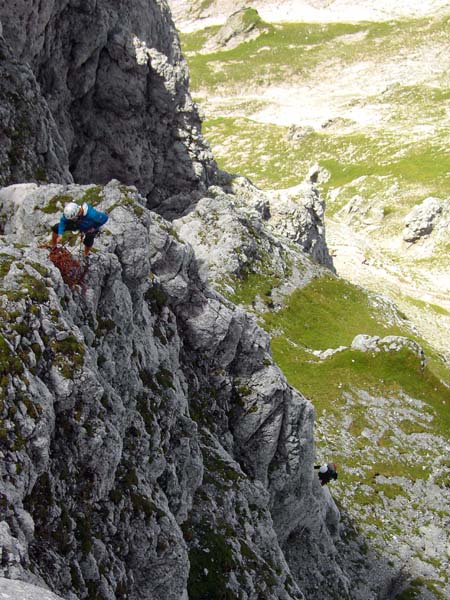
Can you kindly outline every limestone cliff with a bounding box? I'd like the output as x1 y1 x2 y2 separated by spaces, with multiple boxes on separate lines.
0 28 71 188
0 0 216 209
0 182 344 599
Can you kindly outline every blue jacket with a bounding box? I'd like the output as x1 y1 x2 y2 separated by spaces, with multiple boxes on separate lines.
58 203 109 235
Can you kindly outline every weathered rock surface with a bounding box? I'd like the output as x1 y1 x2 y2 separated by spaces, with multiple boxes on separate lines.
202 8 269 53
402 196 444 242
266 182 334 269
0 0 216 209
0 181 347 599
173 174 333 296
351 334 426 367
0 30 72 188
0 578 66 600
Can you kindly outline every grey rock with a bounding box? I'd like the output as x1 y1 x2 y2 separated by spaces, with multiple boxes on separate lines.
174 177 333 294
202 7 268 52
0 1 217 211
351 333 381 352
339 193 385 226
307 163 331 185
266 183 335 268
351 334 426 367
0 27 72 187
287 125 315 142
403 196 443 242
0 578 66 600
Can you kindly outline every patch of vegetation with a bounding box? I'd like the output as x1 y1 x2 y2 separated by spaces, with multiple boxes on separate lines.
188 389 217 430
263 275 405 349
17 274 49 303
397 419 429 435
33 166 48 182
376 483 406 501
402 295 450 317
202 115 315 189
183 21 367 91
180 25 219 53
106 192 144 217
0 255 14 278
394 577 444 600
155 368 174 390
239 7 266 30
26 261 49 277
187 520 238 600
0 334 24 396
202 448 244 490
51 335 85 379
229 272 281 306
81 186 103 206
96 317 116 335
40 194 73 214
144 283 167 314
75 515 93 556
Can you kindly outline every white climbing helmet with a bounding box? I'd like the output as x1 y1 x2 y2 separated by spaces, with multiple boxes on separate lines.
63 202 81 220
319 465 328 473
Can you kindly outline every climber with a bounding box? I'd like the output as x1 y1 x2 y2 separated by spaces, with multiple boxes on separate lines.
51 201 108 257
314 463 338 486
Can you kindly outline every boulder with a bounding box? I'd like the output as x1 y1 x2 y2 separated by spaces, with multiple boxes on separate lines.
403 197 443 242
202 7 269 52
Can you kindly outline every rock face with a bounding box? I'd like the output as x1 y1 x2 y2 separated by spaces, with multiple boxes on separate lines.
0 30 72 188
0 578 65 600
202 8 269 52
174 175 334 293
266 182 334 269
0 181 346 599
402 197 443 242
0 0 216 209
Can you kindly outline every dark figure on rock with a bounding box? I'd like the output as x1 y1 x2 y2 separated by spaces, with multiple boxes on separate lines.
315 463 338 486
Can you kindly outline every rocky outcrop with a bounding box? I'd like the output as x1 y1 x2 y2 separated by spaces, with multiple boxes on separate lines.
173 175 333 295
266 182 334 269
0 29 71 188
0 1 217 209
308 334 426 370
202 8 269 52
351 334 425 363
402 196 443 242
0 181 346 599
